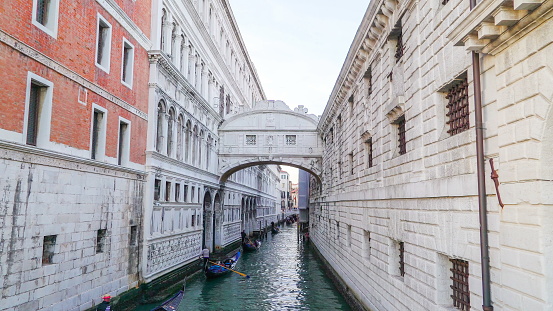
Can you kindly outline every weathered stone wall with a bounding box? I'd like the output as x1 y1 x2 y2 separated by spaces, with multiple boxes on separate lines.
0 144 144 311
312 0 553 310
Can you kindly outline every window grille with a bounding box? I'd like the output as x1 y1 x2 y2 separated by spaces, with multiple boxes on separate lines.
42 235 56 264
397 116 406 155
450 259 470 310
395 29 404 62
399 241 405 276
366 138 373 168
36 0 50 25
446 78 470 135
286 135 297 145
246 135 256 145
96 229 107 253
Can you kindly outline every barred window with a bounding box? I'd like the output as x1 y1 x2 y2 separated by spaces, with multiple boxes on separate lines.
446 78 470 136
36 0 51 25
286 135 297 145
399 241 405 277
246 135 256 145
450 259 470 310
365 138 373 168
42 235 56 264
397 116 406 155
395 29 404 62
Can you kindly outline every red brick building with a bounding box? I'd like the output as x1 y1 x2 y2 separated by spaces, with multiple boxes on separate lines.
0 0 151 310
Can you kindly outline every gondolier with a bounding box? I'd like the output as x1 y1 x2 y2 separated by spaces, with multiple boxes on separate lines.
96 295 111 311
200 246 210 269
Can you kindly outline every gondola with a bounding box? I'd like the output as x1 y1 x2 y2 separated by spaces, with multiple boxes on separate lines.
205 251 241 278
150 289 184 311
242 240 261 252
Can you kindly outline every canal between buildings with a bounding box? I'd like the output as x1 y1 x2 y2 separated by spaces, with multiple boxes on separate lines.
136 224 351 311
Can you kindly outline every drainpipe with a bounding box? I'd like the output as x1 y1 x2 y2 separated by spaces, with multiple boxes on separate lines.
469 0 493 310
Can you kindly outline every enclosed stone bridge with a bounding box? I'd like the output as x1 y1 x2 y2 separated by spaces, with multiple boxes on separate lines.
218 100 322 182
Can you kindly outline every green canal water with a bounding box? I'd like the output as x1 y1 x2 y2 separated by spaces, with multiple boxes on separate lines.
136 225 352 311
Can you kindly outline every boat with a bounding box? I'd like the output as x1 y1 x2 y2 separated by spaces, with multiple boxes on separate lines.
205 251 241 278
150 290 184 311
242 240 261 252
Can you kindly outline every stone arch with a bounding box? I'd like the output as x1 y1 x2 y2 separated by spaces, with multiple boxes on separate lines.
202 190 213 251
213 192 222 249
156 100 167 153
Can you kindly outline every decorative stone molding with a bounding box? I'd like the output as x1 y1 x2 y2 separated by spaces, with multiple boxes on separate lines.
385 96 405 123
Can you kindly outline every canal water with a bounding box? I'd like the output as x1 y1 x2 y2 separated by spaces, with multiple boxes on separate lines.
136 224 351 311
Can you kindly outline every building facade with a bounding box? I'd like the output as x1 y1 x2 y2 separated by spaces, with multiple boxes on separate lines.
310 0 553 310
142 0 280 282
0 0 151 310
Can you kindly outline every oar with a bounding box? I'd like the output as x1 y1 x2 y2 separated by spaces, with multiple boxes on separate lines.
208 260 251 279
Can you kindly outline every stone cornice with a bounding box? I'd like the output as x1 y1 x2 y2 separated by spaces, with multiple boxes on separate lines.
0 29 148 121
0 139 146 178
95 0 151 49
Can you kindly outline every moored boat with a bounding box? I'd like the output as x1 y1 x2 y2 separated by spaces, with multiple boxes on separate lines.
205 251 241 278
242 240 261 252
150 290 184 311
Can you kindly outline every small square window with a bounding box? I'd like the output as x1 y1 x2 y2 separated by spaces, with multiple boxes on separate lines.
245 135 256 145
42 235 56 265
446 78 470 136
285 135 296 145
33 0 59 37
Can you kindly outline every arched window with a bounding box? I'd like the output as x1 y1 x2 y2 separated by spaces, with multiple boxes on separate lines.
199 130 204 169
156 101 166 153
160 9 167 51
185 120 191 163
177 115 184 161
192 125 198 165
167 108 175 156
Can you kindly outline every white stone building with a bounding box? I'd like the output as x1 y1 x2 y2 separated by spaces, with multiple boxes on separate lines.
143 0 280 281
310 0 553 311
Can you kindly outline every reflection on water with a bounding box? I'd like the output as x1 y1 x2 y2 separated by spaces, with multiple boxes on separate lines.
137 225 351 311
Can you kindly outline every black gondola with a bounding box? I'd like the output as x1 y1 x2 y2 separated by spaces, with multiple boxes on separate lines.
205 251 241 278
242 240 261 251
150 290 184 311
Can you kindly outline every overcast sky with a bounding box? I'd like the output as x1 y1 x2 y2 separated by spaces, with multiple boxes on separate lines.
228 0 370 117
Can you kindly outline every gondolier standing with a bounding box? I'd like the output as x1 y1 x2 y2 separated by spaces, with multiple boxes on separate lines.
96 295 111 311
200 246 210 269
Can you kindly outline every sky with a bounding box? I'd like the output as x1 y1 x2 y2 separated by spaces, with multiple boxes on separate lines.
228 0 370 117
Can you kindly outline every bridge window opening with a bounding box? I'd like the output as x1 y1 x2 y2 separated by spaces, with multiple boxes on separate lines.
42 235 56 265
246 135 256 145
154 179 161 201
165 181 171 201
96 229 107 253
285 135 297 145
450 259 470 310
175 183 181 202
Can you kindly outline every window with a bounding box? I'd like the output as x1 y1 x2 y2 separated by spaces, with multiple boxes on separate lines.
175 183 181 202
246 135 256 145
25 74 53 147
397 116 406 155
154 179 161 201
348 95 354 118
395 27 404 62
165 181 171 201
364 66 372 96
191 214 196 227
446 78 470 136
121 39 134 87
33 0 59 37
363 230 371 259
130 226 138 246
365 138 373 168
42 235 56 264
117 119 130 165
349 153 354 175
96 229 107 253
450 259 470 310
285 135 297 145
91 106 106 160
96 14 112 72
191 187 195 203
399 241 405 277
183 185 189 202
346 225 351 247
